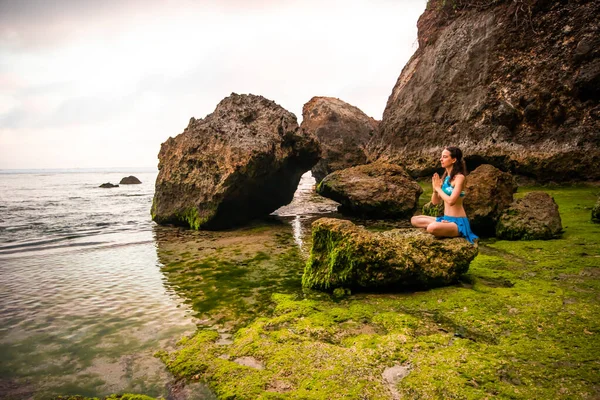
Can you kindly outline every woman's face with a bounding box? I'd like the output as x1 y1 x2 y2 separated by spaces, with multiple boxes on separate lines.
440 149 455 168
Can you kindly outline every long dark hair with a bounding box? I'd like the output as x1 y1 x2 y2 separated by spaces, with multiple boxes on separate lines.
441 146 467 181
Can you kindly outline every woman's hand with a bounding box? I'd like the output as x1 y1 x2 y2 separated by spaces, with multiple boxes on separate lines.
432 173 442 191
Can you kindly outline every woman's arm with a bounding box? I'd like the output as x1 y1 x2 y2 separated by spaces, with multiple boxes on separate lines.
434 174 465 206
431 190 441 205
431 173 441 205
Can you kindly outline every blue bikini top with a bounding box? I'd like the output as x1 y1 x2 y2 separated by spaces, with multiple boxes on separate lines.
442 176 465 197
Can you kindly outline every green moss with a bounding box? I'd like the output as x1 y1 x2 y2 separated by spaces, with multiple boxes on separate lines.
157 184 600 399
592 196 600 223
52 395 159 400
422 201 443 217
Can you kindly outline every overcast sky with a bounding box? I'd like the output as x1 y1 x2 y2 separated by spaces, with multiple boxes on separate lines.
0 0 426 169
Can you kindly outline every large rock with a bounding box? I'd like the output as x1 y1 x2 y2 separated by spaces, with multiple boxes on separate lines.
301 97 378 183
316 162 423 219
152 93 320 229
592 196 600 223
367 0 600 182
302 218 478 290
463 164 517 236
496 191 563 240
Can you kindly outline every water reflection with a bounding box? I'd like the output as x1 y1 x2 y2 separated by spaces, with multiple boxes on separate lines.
153 220 306 331
0 241 212 399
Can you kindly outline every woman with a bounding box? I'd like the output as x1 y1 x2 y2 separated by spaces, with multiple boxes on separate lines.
411 146 478 244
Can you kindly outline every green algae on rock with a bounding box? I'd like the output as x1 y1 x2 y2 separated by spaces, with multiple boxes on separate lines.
156 184 600 399
421 200 443 217
52 394 159 400
592 196 600 223
302 218 478 290
496 191 563 240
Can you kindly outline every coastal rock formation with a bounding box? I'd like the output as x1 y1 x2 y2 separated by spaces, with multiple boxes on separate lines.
316 162 423 219
368 0 600 182
463 164 517 236
119 176 141 184
301 97 378 183
152 93 320 229
496 191 562 240
592 196 600 223
302 218 478 290
99 183 118 188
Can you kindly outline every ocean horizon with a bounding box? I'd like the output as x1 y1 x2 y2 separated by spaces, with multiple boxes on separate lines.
0 167 158 174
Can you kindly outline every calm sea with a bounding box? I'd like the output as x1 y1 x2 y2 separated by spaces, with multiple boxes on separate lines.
0 169 213 400
0 168 336 400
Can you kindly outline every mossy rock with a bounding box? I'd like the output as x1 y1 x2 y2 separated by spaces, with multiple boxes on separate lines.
422 201 444 217
592 196 600 223
496 191 563 240
302 218 478 290
52 395 158 400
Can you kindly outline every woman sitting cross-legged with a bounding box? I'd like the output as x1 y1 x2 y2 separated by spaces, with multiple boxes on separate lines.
411 146 478 244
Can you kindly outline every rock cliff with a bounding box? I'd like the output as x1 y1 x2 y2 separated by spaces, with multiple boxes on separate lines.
301 97 378 183
369 0 600 182
151 93 319 229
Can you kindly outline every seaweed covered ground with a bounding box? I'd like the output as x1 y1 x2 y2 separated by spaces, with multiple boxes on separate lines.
88 185 600 399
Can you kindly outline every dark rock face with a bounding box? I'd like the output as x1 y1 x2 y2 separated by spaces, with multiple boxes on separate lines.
463 164 517 236
496 191 562 240
316 162 423 219
301 97 378 183
99 183 119 188
302 218 478 291
151 93 320 230
592 197 600 223
368 0 600 182
120 176 142 184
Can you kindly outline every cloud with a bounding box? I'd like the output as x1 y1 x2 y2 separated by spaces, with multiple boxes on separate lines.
0 0 427 168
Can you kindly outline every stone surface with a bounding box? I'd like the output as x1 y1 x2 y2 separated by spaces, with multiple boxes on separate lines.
301 97 378 183
316 162 423 219
496 191 563 240
367 0 600 182
593 196 600 223
99 183 119 188
463 164 517 236
119 175 142 184
152 93 320 230
302 218 478 290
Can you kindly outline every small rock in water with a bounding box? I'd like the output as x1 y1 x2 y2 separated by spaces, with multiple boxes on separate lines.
99 182 119 188
119 175 142 184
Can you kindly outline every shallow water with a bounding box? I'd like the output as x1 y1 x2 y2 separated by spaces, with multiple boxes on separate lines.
0 169 339 399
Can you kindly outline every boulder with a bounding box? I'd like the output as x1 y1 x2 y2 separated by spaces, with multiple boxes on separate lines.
99 183 119 188
463 164 516 236
120 176 142 184
422 201 444 217
316 162 423 219
151 93 320 230
367 0 600 182
496 191 562 240
591 196 600 223
302 218 478 291
301 97 378 183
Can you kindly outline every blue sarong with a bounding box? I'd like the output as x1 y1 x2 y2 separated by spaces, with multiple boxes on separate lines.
435 215 478 244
